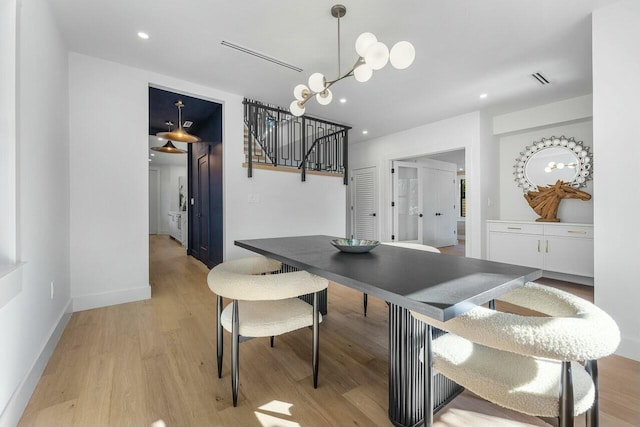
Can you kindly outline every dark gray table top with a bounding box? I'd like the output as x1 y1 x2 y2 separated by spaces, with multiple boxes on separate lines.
235 235 542 321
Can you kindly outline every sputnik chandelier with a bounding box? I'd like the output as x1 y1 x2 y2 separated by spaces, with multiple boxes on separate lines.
289 4 415 117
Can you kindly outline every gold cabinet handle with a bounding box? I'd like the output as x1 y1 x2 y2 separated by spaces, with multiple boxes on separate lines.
567 230 587 234
507 227 521 230
545 240 549 253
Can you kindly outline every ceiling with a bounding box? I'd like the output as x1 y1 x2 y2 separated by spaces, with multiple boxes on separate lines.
48 0 615 143
148 86 223 143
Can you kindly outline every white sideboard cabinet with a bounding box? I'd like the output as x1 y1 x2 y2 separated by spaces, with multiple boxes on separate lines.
487 220 593 284
168 211 187 247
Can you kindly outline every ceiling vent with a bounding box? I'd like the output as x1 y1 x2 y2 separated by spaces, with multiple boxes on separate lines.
183 121 193 128
531 72 550 85
221 40 303 72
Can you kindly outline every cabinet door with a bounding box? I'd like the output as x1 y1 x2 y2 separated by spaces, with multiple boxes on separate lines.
488 232 543 269
544 237 594 277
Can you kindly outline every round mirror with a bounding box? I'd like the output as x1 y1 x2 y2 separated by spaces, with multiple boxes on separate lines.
513 136 593 192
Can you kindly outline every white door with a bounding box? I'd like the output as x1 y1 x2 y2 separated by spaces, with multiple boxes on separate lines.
422 167 457 247
351 166 378 240
392 162 422 243
149 169 159 235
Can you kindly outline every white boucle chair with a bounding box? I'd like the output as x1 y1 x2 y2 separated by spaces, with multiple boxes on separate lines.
411 282 620 427
207 256 328 406
361 242 440 316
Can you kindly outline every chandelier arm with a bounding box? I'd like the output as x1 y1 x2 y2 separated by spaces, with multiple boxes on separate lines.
298 61 359 107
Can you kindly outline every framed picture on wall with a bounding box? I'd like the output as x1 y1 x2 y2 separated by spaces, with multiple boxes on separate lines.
179 176 186 211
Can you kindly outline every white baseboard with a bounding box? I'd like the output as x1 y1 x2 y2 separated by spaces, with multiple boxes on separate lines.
616 335 640 362
72 285 151 312
0 300 72 427
542 271 594 286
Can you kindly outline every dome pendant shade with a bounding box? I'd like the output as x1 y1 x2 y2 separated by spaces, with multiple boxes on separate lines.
156 101 201 143
150 140 187 154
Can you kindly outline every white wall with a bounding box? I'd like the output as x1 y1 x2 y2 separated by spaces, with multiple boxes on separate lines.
69 53 346 310
0 0 72 424
593 0 640 361
349 112 490 258
498 120 593 223
493 94 593 135
478 111 501 254
0 0 17 271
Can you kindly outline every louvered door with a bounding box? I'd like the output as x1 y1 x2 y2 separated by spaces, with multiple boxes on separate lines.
351 166 378 240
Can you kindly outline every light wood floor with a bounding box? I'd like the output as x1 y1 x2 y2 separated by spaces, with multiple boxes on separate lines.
19 235 640 426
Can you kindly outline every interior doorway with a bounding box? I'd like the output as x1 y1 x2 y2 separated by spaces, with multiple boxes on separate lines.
391 149 466 252
148 86 223 268
350 166 378 240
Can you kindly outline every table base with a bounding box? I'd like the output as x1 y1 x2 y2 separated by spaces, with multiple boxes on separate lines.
388 304 463 427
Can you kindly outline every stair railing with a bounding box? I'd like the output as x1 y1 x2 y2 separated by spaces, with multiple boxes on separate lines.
243 98 350 184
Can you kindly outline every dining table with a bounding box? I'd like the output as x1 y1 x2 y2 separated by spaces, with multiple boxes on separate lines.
235 235 542 427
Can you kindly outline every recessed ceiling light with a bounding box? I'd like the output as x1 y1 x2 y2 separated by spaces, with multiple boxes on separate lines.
479 93 488 99
362 130 368 135
148 158 152 162
138 32 150 40
459 167 464 171
339 98 347 103
150 153 155 156
157 137 163 141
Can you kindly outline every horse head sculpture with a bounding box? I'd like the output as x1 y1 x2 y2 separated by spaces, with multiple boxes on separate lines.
524 180 591 222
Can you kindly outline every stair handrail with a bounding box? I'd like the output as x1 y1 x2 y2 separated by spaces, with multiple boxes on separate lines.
298 129 346 170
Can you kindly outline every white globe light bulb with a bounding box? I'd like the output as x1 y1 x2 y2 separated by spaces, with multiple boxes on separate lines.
308 72 326 93
557 163 565 169
355 32 377 57
316 89 333 106
364 42 389 70
293 84 310 101
353 64 373 82
289 100 305 117
544 167 552 173
389 41 415 69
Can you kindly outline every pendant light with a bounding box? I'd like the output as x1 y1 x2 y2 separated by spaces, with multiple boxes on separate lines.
156 101 201 143
289 4 415 117
151 140 187 154
152 121 188 153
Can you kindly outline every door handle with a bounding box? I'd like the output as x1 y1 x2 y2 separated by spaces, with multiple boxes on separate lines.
419 213 423 218
370 213 377 217
537 240 540 252
545 240 549 253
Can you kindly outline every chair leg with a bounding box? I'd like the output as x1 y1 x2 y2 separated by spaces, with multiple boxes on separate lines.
313 291 320 388
270 336 274 348
231 299 240 407
216 295 223 379
585 360 599 427
488 299 495 310
424 324 433 427
363 293 368 316
559 361 574 427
